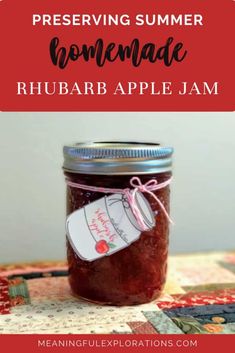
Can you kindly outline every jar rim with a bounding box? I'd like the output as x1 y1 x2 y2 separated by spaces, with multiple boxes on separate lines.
63 141 173 175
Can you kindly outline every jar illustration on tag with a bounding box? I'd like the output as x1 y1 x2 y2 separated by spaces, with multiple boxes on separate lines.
66 191 155 261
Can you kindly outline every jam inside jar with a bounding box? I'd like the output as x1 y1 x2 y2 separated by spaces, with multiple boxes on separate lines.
63 142 173 306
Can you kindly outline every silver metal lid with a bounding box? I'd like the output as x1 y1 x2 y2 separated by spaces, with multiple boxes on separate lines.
63 142 173 175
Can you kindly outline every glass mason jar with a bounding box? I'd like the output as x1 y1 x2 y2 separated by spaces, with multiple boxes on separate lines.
63 142 173 306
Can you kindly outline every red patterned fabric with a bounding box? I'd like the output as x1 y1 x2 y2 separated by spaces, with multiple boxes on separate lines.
0 278 10 315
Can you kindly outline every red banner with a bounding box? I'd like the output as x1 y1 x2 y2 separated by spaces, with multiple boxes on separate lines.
0 334 235 353
0 0 234 111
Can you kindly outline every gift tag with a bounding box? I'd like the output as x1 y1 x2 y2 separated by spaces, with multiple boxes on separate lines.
66 191 155 261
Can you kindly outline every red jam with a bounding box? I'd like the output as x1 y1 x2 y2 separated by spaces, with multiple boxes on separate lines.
65 172 171 306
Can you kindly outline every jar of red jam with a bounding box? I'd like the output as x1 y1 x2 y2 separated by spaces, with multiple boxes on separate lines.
63 142 173 306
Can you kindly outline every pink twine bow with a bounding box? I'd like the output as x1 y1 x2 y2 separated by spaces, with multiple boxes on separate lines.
66 176 173 232
127 177 173 230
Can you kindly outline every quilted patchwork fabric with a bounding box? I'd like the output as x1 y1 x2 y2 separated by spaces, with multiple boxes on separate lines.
0 252 235 334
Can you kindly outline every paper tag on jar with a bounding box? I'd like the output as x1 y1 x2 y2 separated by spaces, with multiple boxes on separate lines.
66 191 156 261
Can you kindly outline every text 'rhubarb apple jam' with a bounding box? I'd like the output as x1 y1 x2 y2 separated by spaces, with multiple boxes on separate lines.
63 142 173 306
